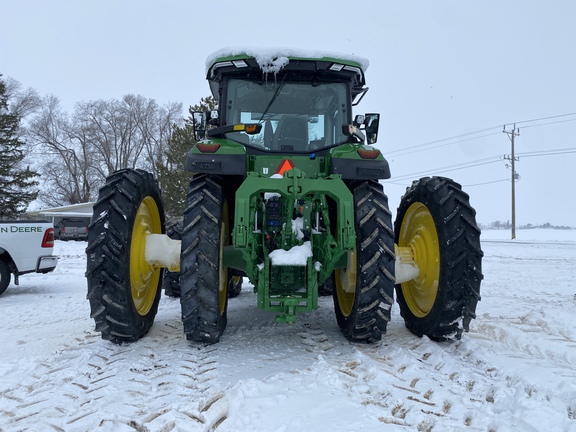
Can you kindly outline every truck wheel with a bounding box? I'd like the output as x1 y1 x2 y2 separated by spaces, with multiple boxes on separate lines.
0 260 11 296
86 169 165 343
162 217 183 297
180 174 230 344
333 181 395 342
395 176 483 341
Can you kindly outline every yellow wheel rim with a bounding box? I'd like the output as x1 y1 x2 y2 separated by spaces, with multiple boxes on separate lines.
334 250 357 317
398 202 440 318
218 201 230 315
130 196 162 316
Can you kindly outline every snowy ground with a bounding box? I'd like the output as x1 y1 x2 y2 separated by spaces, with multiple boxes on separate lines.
1 229 575 431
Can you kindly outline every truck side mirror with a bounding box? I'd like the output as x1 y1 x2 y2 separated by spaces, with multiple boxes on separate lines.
192 112 207 141
364 113 380 144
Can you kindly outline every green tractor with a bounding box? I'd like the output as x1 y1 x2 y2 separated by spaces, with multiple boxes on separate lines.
86 49 483 345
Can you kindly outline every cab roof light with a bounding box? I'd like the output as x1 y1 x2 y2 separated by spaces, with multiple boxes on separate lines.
213 61 233 70
343 65 362 75
212 60 248 71
330 63 362 77
210 60 249 78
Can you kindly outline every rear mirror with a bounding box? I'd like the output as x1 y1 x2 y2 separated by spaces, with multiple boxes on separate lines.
364 113 380 144
192 112 207 141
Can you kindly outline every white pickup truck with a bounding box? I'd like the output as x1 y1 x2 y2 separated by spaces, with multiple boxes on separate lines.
0 220 59 296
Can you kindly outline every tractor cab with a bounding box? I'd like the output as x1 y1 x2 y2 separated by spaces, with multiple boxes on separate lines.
192 52 380 153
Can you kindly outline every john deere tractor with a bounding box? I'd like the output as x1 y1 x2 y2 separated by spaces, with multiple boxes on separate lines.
86 49 483 345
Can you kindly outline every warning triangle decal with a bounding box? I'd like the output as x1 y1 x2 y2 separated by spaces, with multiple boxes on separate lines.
275 159 295 176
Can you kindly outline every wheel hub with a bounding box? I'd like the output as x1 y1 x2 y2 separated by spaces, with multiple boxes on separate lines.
130 196 162 316
398 202 440 318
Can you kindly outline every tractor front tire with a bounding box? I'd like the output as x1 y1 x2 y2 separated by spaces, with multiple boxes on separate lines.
395 176 483 341
180 174 230 344
86 169 165 343
333 180 395 342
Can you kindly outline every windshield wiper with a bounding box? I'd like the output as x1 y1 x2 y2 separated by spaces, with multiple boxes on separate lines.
258 76 286 124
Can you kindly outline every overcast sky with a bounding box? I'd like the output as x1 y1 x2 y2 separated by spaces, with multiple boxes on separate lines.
3 0 575 228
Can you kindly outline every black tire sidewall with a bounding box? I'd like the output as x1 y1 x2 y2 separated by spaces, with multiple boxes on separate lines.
180 174 229 343
333 180 395 342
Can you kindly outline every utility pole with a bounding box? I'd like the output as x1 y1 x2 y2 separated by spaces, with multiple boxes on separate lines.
503 125 520 239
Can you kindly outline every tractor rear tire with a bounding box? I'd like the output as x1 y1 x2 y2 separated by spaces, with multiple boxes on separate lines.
162 217 183 297
394 176 483 341
180 174 230 344
333 180 395 343
86 169 165 343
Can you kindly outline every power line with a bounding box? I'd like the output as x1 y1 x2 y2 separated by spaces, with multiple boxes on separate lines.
384 113 576 195
387 112 576 158
386 126 502 156
517 148 576 158
520 118 576 130
390 156 502 182
464 178 510 187
507 112 576 127
388 131 501 158
388 147 575 184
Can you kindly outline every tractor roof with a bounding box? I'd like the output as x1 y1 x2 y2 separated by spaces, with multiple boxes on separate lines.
206 47 368 73
205 47 368 84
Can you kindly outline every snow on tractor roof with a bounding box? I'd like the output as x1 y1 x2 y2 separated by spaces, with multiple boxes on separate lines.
206 46 370 76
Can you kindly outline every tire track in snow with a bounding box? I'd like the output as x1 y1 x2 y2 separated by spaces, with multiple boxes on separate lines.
271 315 541 432
0 313 228 432
473 315 576 378
255 302 490 430
224 299 499 430
326 338 496 431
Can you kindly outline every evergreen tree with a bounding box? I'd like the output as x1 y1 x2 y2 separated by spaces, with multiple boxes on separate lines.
0 75 39 219
157 96 216 217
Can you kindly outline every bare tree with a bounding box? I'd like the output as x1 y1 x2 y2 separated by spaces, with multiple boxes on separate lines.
27 96 97 206
3 77 41 119
27 94 182 207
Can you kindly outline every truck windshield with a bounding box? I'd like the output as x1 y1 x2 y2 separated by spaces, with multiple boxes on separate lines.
224 78 349 152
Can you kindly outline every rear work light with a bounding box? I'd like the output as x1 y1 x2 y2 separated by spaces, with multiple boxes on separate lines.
42 228 55 248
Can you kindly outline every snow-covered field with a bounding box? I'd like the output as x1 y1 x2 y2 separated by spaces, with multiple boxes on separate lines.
1 229 575 431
